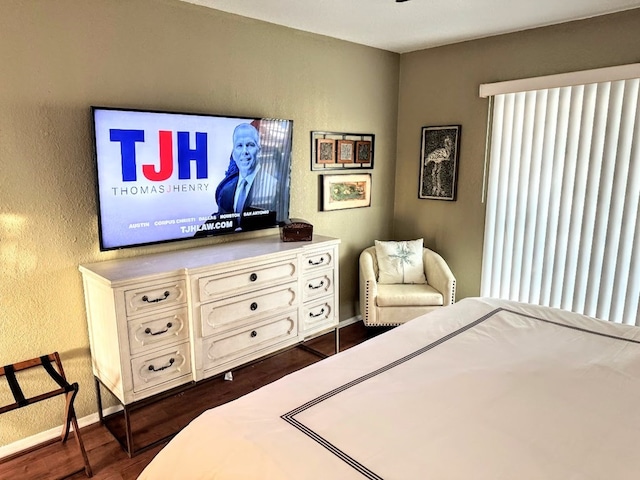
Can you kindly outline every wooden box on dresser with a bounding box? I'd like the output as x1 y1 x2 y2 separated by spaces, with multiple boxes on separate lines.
79 235 340 407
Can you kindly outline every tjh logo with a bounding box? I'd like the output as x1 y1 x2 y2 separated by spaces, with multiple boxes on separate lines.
109 129 208 182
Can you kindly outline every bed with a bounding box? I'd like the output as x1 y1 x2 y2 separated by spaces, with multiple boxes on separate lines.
138 297 640 479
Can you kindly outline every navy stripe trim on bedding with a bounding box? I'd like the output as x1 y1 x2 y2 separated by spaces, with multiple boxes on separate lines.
281 307 640 479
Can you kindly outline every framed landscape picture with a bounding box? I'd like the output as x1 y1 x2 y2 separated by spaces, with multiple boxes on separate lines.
321 173 372 211
418 125 461 201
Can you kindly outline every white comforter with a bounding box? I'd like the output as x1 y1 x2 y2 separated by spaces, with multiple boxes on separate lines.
138 298 640 479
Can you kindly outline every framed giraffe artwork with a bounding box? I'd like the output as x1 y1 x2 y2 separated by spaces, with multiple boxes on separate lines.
418 125 461 201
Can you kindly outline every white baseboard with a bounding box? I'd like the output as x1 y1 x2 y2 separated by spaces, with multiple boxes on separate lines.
0 405 121 460
339 315 362 328
1 317 364 460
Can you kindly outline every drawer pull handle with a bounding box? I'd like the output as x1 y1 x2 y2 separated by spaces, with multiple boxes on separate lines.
144 322 173 336
308 257 325 266
250 330 258 338
148 357 175 372
141 291 170 303
308 281 325 290
309 308 326 318
249 273 258 282
250 302 258 311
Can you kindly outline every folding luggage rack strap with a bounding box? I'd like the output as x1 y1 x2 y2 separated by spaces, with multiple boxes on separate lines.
0 352 93 477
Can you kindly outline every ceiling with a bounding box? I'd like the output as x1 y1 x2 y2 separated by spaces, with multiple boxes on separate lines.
181 0 640 53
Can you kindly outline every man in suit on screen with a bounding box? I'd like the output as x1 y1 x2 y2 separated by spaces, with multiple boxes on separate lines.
215 123 279 217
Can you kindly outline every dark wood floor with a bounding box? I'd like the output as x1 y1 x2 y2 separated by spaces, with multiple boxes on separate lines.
0 321 378 480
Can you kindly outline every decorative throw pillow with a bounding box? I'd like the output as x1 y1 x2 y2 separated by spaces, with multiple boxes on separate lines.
374 239 427 284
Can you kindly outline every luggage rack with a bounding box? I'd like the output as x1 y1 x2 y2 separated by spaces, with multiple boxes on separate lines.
0 352 92 477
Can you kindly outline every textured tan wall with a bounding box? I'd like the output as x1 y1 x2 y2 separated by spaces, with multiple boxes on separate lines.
395 9 640 300
0 0 399 446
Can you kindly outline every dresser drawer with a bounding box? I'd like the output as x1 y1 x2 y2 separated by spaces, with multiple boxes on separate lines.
202 312 297 370
302 270 334 302
303 248 335 272
124 279 187 317
301 297 336 332
130 343 192 393
198 258 297 302
127 308 189 355
200 282 297 337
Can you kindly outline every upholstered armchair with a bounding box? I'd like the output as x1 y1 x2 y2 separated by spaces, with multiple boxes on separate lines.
359 241 456 327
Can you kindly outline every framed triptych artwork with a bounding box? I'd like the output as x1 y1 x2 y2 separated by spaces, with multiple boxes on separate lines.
311 131 374 170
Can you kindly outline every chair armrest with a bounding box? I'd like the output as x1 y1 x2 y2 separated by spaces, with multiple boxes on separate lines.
359 247 379 324
423 248 456 305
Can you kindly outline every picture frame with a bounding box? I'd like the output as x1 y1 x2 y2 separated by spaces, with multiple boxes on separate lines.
311 131 374 170
316 138 336 164
418 125 461 201
336 139 355 164
321 173 372 211
355 140 372 163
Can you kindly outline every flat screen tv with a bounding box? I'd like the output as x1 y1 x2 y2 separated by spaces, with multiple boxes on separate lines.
91 107 293 251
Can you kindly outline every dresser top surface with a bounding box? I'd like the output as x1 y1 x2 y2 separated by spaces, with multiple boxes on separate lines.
79 234 339 284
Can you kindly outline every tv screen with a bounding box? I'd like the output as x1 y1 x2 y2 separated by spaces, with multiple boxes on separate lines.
91 107 293 250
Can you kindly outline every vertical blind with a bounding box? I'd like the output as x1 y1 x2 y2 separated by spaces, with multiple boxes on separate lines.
481 77 640 325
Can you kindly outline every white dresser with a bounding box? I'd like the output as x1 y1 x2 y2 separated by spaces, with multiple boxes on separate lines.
79 235 340 406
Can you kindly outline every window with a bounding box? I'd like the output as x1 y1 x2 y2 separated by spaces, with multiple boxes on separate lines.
480 65 640 325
